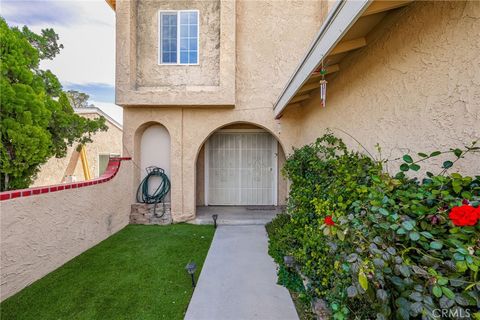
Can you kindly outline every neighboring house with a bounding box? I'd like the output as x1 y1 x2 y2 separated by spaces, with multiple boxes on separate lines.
32 107 123 187
107 0 479 222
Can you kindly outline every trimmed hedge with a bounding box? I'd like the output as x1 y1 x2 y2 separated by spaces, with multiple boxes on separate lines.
267 133 480 319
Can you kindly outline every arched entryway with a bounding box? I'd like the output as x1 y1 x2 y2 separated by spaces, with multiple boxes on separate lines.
195 123 287 220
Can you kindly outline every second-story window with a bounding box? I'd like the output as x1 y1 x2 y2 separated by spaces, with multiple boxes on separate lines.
159 10 199 65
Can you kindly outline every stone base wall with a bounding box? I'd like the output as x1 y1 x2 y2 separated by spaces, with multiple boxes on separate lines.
130 203 172 225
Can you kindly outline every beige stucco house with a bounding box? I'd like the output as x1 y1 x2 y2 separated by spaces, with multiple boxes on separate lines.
108 0 479 222
1 0 480 303
33 107 123 187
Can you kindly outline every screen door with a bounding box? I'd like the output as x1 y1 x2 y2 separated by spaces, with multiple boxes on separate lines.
206 131 277 205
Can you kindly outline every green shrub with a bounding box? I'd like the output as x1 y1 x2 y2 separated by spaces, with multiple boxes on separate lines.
268 133 480 320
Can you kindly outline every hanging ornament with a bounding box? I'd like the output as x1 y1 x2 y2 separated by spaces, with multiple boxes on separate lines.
319 62 328 108
319 79 327 108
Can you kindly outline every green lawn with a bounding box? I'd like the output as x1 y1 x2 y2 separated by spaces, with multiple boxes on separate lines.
0 224 215 320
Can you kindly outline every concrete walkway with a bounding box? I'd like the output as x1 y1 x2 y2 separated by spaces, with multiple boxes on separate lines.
185 225 299 320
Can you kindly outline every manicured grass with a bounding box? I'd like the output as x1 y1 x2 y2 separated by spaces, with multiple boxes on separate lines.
1 224 215 320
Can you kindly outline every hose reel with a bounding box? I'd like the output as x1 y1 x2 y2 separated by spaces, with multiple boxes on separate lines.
136 166 171 218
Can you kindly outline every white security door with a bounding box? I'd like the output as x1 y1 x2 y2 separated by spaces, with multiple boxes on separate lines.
206 131 277 205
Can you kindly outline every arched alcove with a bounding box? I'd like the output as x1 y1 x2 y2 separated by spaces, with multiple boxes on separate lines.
195 122 287 207
139 124 171 200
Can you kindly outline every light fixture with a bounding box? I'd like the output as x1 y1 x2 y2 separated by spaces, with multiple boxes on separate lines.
185 262 197 288
212 214 218 228
284 255 295 269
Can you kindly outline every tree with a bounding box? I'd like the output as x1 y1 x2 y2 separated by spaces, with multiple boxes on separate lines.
0 18 107 191
66 90 90 109
20 25 64 60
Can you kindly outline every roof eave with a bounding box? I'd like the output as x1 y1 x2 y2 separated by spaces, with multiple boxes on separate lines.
105 0 115 11
74 107 123 130
273 0 372 119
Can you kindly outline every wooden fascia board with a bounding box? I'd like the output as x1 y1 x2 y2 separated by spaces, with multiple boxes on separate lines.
329 37 367 56
273 0 372 119
362 0 413 16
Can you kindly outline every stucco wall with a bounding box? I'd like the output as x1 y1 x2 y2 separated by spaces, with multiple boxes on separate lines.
283 1 480 176
0 161 133 301
116 0 236 106
121 0 327 221
136 0 220 87
33 113 123 186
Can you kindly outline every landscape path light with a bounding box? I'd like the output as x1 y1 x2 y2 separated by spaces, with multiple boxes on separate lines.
284 255 295 269
185 262 197 288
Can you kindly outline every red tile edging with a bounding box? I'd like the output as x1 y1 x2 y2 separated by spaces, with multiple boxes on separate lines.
0 157 131 202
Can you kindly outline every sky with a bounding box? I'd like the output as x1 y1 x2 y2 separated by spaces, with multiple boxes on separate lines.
1 0 123 124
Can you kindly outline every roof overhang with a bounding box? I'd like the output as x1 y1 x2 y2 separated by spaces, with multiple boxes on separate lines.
74 107 123 130
105 0 115 10
273 0 371 118
273 0 413 119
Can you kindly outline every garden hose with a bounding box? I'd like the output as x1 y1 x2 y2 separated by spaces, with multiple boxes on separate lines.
136 166 171 218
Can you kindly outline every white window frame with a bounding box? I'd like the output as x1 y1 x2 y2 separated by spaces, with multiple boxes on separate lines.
158 10 200 66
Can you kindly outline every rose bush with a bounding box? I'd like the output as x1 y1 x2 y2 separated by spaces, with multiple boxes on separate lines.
449 205 480 226
267 133 480 319
325 216 335 226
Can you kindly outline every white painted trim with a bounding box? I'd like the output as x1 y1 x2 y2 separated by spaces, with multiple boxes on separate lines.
238 133 243 204
272 140 278 206
204 138 210 206
273 0 372 118
158 10 200 66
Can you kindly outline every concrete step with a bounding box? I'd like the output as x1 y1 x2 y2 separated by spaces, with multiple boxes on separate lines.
190 217 274 225
190 206 283 226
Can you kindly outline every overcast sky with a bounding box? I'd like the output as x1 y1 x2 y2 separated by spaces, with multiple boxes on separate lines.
1 0 123 124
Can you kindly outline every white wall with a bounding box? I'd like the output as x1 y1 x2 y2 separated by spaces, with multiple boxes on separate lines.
140 124 171 200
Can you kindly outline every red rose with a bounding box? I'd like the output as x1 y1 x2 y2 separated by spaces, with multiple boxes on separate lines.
325 215 335 226
449 205 479 226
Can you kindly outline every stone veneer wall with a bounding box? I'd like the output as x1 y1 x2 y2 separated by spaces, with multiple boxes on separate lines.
0 159 133 301
130 203 172 225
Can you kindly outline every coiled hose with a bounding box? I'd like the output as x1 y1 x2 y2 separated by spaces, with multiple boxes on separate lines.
136 166 171 217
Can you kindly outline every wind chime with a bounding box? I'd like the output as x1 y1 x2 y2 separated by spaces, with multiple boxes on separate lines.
319 62 328 108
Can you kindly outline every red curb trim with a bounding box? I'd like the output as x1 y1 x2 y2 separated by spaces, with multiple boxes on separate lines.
0 193 10 201
0 157 131 202
11 191 22 199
